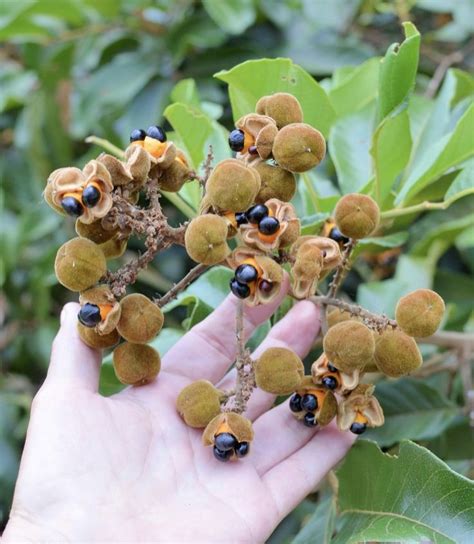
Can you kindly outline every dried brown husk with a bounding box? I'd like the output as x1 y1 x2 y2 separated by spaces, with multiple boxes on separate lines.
235 113 278 160
202 412 254 446
337 384 384 431
77 323 120 349
311 352 359 394
79 285 121 335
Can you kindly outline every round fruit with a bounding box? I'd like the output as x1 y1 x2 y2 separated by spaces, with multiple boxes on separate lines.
184 214 230 265
334 193 380 239
374 329 423 377
228 129 245 152
323 321 375 373
260 93 303 128
117 293 164 343
77 323 120 349
113 342 161 386
254 347 304 395
395 289 445 337
176 380 222 428
272 123 326 173
254 162 296 203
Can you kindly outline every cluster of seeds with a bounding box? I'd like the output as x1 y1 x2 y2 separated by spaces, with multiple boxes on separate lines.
44 90 446 463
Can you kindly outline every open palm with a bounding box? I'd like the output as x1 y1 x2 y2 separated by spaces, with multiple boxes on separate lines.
4 283 354 544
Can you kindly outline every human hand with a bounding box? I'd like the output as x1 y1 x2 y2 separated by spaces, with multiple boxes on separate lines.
3 281 354 543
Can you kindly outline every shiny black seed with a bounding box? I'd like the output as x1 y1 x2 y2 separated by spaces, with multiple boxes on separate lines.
301 394 318 412
146 125 167 142
130 128 146 142
235 212 248 226
322 375 338 390
258 216 280 235
215 432 237 452
228 129 245 152
248 145 258 155
289 393 302 413
230 279 250 299
213 446 233 462
78 303 101 327
258 280 273 294
329 227 349 245
246 204 268 224
303 412 317 427
235 264 258 284
327 362 338 373
235 442 249 458
82 185 101 208
61 196 83 217
350 422 367 435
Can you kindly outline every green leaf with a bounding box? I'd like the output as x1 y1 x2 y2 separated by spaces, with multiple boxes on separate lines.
328 57 380 118
444 158 474 202
203 0 256 35
335 440 474 544
427 416 474 462
396 103 474 205
329 103 375 194
371 109 412 206
300 213 331 236
378 22 420 119
365 378 459 447
291 495 336 544
356 231 408 252
215 58 336 137
170 79 201 108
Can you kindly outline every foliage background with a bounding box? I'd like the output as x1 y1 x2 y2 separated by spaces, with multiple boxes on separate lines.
1 0 473 541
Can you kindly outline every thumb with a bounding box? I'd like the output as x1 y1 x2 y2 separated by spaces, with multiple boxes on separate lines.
46 302 102 392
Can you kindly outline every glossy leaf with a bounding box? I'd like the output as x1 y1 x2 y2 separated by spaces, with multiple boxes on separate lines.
291 495 336 544
335 440 474 544
215 58 336 137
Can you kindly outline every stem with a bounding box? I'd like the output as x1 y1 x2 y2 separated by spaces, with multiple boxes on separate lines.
327 239 357 298
232 300 254 414
301 172 320 212
418 331 474 350
155 263 209 307
380 189 474 220
161 191 197 219
85 136 125 158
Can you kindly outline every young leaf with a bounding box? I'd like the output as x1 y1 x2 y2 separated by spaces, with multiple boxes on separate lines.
203 0 256 35
378 22 420 119
334 440 474 544
215 58 335 137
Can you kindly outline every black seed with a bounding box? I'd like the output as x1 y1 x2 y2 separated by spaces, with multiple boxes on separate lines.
82 185 101 208
258 216 280 235
235 212 248 226
61 196 83 217
235 264 258 284
329 227 349 245
289 393 302 412
303 412 317 427
215 432 237 452
321 375 338 390
146 125 167 142
259 280 273 294
78 303 101 327
327 362 338 373
213 446 232 462
301 394 318 412
235 442 249 458
130 128 146 142
228 129 245 152
248 145 258 155
230 279 250 299
350 422 367 435
246 204 268 224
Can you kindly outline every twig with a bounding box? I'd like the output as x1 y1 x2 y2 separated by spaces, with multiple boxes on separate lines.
327 239 357 298
418 331 474 350
85 136 125 158
155 263 209 307
202 145 214 186
424 50 464 99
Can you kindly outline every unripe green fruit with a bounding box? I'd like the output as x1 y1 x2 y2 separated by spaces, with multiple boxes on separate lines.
113 342 161 385
177 380 222 428
55 237 106 292
395 289 445 337
334 193 380 239
185 214 230 265
255 347 304 395
254 162 296 203
323 321 375 373
272 123 326 173
117 294 164 343
77 323 120 349
206 159 261 212
374 329 423 377
256 93 303 128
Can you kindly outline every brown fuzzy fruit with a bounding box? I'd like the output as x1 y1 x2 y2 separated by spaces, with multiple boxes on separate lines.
254 162 296 203
77 323 120 349
159 158 190 192
112 342 161 385
327 309 354 329
259 93 303 128
75 219 117 244
395 289 445 337
117 294 164 343
176 380 222 428
374 329 423 377
202 412 254 446
206 159 261 212
99 237 128 259
255 347 304 395
272 123 326 173
185 214 230 265
334 193 380 239
323 321 375 373
54 237 106 292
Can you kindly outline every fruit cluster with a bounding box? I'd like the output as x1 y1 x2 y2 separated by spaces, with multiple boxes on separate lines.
44 91 445 462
